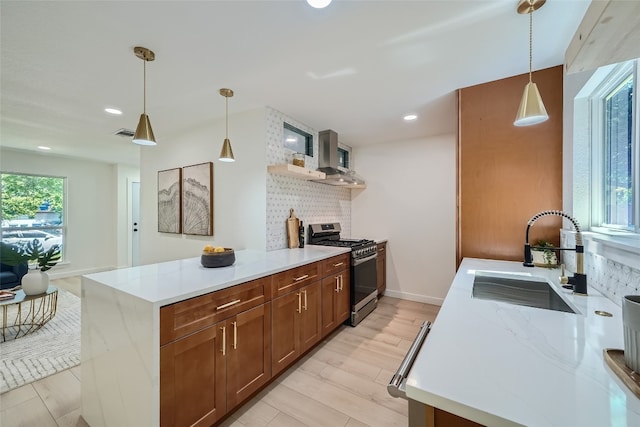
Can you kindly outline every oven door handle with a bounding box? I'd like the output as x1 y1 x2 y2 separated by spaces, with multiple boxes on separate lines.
387 320 432 399
352 253 377 266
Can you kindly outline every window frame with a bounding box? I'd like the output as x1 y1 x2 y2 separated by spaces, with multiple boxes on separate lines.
1 172 67 261
283 122 313 157
589 60 639 234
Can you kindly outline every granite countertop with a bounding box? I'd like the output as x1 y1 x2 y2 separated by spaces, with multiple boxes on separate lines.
83 246 349 307
405 257 640 427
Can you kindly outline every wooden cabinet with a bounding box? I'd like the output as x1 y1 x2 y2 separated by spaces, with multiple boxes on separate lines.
160 276 269 346
225 303 271 409
411 402 485 427
271 261 321 299
321 265 350 336
160 279 272 427
457 66 563 266
160 323 225 427
272 280 322 376
159 255 351 426
376 242 386 297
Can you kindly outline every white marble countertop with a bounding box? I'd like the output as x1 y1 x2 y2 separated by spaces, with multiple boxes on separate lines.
405 257 640 427
83 246 349 307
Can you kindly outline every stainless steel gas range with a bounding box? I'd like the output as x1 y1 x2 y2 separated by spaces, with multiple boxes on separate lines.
308 223 378 326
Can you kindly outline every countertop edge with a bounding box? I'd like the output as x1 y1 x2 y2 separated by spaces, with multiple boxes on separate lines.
404 257 639 427
82 247 351 307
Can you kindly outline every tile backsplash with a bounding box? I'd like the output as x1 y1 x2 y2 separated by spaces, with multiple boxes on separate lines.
561 231 640 306
266 107 351 250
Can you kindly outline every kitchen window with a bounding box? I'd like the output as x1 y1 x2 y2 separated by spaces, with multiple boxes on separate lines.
1 172 66 259
588 59 639 234
283 123 313 157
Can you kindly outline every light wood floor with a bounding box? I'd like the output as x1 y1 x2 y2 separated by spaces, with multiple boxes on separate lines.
0 277 439 427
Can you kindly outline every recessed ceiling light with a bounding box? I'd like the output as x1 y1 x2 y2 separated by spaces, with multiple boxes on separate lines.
404 114 418 121
105 108 123 115
307 0 332 8
37 146 51 150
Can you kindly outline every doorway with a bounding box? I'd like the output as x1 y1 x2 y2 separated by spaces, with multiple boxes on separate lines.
131 181 140 266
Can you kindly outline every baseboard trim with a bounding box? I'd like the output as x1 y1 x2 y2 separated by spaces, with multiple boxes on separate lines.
383 289 443 306
47 266 117 280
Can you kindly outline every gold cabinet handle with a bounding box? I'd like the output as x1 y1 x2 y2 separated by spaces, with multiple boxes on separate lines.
220 326 226 356
232 321 237 350
332 262 345 267
335 276 340 292
303 290 308 310
216 299 241 310
339 275 344 291
297 293 302 313
294 274 309 282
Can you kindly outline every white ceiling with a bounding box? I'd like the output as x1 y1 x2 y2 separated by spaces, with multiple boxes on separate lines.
0 0 590 167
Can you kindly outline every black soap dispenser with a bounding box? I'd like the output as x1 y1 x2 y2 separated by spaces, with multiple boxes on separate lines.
298 221 305 248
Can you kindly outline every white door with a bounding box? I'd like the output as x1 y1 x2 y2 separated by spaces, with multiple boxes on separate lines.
132 181 140 266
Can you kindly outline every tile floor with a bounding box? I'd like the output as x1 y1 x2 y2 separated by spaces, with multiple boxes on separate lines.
0 276 439 427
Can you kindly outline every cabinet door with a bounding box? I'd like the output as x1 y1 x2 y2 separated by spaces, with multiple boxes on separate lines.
271 291 301 376
321 271 350 336
321 275 339 336
336 270 351 325
299 281 322 353
226 303 272 408
160 325 226 427
376 243 386 297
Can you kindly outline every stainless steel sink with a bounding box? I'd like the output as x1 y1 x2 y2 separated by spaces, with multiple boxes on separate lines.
472 271 577 314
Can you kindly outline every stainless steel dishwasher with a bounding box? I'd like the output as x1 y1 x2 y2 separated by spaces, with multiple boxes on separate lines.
387 320 432 426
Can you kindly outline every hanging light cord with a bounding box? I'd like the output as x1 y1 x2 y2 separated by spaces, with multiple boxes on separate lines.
143 59 147 114
225 95 229 139
528 7 533 84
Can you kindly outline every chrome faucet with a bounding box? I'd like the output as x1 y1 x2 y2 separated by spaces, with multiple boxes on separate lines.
523 210 587 295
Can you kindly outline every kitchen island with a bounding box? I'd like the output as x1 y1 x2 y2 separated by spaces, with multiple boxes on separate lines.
406 257 640 426
80 246 349 427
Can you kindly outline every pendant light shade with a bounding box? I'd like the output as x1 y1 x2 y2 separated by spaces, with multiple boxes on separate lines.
219 88 235 162
514 0 548 127
219 138 234 161
514 82 548 126
132 47 157 145
134 113 156 146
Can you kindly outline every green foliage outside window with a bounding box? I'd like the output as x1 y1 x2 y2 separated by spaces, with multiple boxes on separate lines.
1 173 64 221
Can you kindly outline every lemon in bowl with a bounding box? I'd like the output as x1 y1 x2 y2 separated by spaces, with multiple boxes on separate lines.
201 246 235 268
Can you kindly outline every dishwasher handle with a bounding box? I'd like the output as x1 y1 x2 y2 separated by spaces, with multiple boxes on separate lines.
387 320 432 399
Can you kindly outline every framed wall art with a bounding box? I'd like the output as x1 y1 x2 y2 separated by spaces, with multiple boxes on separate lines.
182 162 214 236
157 168 182 234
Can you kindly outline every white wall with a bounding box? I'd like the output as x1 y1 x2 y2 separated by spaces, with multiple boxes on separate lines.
351 134 457 305
139 108 267 265
0 148 119 277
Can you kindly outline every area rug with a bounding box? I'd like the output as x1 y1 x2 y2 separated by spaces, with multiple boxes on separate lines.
0 288 80 393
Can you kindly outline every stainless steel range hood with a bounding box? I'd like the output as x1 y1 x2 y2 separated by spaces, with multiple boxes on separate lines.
315 129 366 187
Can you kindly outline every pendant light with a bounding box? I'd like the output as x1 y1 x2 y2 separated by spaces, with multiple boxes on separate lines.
132 46 157 145
514 0 548 127
219 88 235 162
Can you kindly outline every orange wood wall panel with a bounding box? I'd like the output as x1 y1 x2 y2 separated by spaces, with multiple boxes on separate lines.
458 66 563 266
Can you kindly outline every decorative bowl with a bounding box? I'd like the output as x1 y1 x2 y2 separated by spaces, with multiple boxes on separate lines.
201 248 235 268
